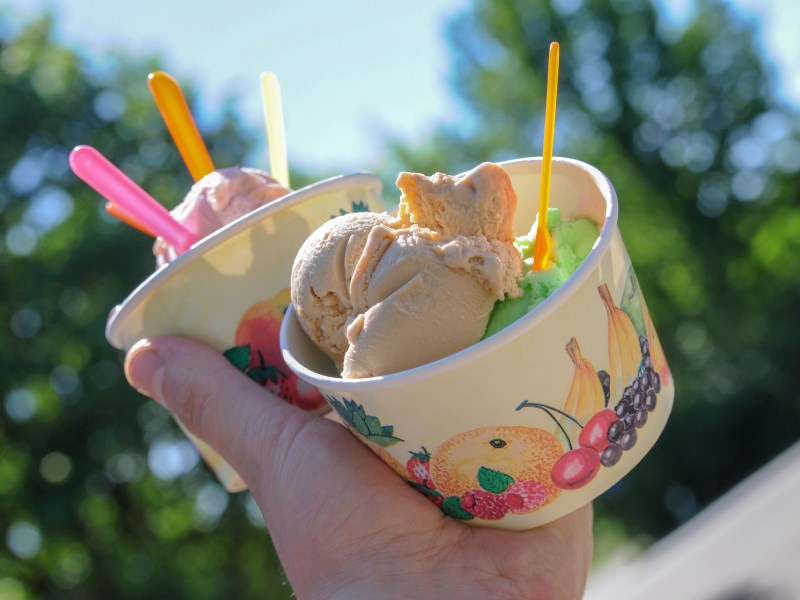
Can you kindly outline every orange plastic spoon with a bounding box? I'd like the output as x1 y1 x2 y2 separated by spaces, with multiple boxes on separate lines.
147 71 215 182
532 41 560 272
105 202 156 237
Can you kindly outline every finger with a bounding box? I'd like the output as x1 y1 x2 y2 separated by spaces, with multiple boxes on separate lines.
542 502 594 598
124 336 310 487
463 501 593 599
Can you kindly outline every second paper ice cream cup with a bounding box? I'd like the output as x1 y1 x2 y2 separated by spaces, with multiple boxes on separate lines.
107 173 386 492
281 157 674 529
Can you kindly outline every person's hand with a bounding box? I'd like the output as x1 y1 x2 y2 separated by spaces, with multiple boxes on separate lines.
125 336 593 600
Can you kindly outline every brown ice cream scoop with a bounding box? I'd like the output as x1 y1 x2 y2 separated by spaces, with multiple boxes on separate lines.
395 162 516 242
291 162 523 379
290 211 396 371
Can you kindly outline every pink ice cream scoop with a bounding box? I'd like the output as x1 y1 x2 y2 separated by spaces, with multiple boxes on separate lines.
154 166 290 266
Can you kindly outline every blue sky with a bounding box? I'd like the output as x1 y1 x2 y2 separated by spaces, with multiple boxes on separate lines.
4 0 799 177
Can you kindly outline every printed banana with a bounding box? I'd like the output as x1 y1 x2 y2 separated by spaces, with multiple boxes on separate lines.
599 283 642 399
641 293 671 387
561 337 605 444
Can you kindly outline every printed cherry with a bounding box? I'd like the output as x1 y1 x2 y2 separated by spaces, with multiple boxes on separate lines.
578 409 618 452
551 447 601 490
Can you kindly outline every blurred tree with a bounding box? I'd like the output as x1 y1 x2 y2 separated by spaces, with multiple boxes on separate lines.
385 0 800 554
0 13 293 600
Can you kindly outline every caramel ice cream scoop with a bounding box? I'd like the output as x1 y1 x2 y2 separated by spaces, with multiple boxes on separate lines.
291 162 522 378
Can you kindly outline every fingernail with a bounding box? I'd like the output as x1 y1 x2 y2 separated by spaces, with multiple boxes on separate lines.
125 340 165 404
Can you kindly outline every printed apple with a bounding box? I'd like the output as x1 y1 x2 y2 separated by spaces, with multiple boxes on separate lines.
229 288 326 412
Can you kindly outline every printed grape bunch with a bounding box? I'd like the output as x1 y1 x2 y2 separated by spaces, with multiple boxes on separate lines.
599 335 661 465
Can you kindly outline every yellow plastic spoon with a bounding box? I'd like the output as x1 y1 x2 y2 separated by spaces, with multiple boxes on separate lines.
532 41 560 272
147 71 215 182
260 72 290 188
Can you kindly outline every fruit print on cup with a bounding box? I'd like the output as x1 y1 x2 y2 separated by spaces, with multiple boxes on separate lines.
560 337 605 444
225 288 327 412
620 266 671 388
599 282 641 401
518 274 669 490
550 447 601 490
588 274 668 472
278 158 676 528
598 330 662 468
429 426 563 520
332 199 370 219
326 395 411 481
315 268 670 525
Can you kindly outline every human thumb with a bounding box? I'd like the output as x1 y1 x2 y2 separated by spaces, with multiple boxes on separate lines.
124 336 307 488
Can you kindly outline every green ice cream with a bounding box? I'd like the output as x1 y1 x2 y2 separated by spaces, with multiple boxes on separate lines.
483 208 598 338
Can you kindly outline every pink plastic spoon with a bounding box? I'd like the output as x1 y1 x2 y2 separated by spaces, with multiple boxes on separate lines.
70 145 198 253
104 201 156 238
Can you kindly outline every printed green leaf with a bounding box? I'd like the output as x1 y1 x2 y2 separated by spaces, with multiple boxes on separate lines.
247 369 268 385
621 266 647 338
223 345 251 372
351 199 369 213
364 415 383 435
410 482 442 500
351 409 370 436
324 395 403 446
409 447 431 462
440 497 474 520
247 365 285 386
368 434 404 448
333 200 370 219
328 396 347 419
477 466 515 494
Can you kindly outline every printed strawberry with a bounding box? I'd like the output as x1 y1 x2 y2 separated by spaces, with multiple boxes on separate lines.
406 448 432 487
502 480 550 514
461 489 509 520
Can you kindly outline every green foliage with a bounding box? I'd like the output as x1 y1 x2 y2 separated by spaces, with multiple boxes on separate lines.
0 12 291 599
383 0 800 553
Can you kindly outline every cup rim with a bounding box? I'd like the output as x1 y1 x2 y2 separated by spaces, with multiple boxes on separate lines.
280 156 619 392
105 171 384 349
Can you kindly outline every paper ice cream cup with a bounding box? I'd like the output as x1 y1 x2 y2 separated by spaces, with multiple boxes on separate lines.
107 173 386 492
280 157 674 529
